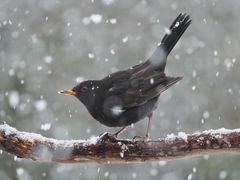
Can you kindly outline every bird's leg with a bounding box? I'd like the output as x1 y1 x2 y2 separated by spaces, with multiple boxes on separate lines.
133 113 153 141
113 126 128 137
145 113 153 138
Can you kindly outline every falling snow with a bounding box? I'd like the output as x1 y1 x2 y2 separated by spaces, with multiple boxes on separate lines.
88 53 95 59
44 55 53 64
150 168 158 176
37 66 43 71
150 78 154 84
164 27 171 35
34 100 47 111
110 49 115 55
174 21 180 27
16 168 24 176
104 171 109 177
187 173 193 180
219 170 227 179
90 14 102 24
132 173 137 178
159 161 167 166
41 123 51 131
203 111 210 119
109 18 117 24
111 106 124 115
76 76 85 83
8 90 20 108
192 85 196 91
122 36 129 43
102 0 115 5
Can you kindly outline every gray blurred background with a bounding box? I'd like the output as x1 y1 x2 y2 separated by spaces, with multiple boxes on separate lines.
0 0 240 179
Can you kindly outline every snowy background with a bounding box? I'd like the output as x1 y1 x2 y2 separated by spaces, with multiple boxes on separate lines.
1 0 240 179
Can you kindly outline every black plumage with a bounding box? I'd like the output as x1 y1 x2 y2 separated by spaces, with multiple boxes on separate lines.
60 13 192 137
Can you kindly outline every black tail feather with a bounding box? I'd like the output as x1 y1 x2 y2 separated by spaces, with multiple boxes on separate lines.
147 13 191 72
160 13 192 56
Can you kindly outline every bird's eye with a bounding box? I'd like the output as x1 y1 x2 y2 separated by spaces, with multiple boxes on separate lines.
81 86 88 92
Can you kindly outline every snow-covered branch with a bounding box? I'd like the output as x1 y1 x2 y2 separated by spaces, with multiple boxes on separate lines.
0 124 240 163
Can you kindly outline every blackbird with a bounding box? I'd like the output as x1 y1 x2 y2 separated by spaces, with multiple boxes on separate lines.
60 13 191 137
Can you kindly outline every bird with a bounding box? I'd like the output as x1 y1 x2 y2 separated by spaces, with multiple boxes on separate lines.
59 13 192 138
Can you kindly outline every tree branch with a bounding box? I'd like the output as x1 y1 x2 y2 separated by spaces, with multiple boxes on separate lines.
0 124 240 163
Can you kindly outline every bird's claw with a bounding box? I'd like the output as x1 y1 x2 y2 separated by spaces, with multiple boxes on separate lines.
132 135 149 141
98 132 118 142
111 132 123 139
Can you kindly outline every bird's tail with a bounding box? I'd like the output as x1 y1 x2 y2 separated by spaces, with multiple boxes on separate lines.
148 13 191 72
160 13 192 56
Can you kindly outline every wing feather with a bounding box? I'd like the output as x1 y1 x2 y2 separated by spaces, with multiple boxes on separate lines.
104 67 182 109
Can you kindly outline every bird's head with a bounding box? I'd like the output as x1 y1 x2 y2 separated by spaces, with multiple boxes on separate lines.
59 80 99 107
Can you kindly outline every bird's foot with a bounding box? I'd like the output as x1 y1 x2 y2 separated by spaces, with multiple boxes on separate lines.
112 126 128 138
132 135 149 141
98 132 117 142
109 132 119 139
98 132 108 137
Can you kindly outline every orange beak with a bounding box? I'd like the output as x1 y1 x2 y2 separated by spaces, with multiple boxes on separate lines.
58 90 77 95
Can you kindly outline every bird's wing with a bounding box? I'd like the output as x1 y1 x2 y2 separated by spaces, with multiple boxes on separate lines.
104 68 182 109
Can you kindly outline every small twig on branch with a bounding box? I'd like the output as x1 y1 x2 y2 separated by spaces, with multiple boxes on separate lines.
0 124 240 164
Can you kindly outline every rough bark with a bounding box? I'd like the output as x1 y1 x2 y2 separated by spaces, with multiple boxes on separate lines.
0 124 240 164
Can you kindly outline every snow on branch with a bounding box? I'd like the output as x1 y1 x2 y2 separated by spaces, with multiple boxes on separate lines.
0 124 240 163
